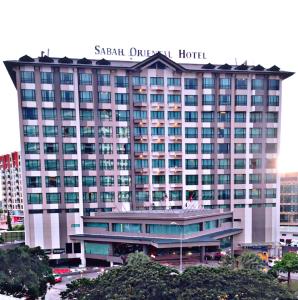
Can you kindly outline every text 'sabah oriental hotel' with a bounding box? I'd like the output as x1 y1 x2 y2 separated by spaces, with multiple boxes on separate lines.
4 52 293 266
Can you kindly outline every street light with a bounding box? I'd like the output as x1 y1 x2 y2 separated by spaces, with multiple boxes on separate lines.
171 221 183 273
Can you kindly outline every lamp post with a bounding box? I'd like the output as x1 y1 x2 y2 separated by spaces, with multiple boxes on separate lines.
171 221 183 273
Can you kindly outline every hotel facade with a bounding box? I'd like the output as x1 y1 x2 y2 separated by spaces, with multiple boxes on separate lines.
4 53 293 264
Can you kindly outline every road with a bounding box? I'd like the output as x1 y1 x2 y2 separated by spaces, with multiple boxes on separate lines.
45 272 100 300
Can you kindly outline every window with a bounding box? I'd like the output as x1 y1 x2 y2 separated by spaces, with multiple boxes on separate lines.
63 143 77 154
169 175 182 184
152 159 165 168
82 159 96 170
150 94 164 103
135 159 148 169
205 220 219 229
203 77 215 89
45 160 60 171
152 175 165 184
99 143 113 154
117 143 130 154
167 77 181 86
115 93 129 104
133 94 147 104
150 77 164 86
218 159 230 169
202 111 213 122
268 79 279 90
135 175 148 184
168 127 181 136
266 158 277 169
249 143 262 153
202 143 214 154
81 143 95 154
218 143 230 154
250 112 262 123
152 191 166 201
184 78 197 89
266 173 276 184
202 174 214 185
169 190 182 201
219 174 230 185
24 125 39 137
266 112 278 123
251 96 263 106
219 95 231 105
113 223 140 233
234 143 246 154
219 78 231 89
168 94 181 103
21 89 36 101
218 189 230 200
79 91 93 103
252 79 264 90
132 76 147 86
268 96 279 106
250 189 261 199
116 127 129 138
151 111 164 120
202 94 215 105
266 128 277 138
169 159 182 168
136 191 149 202
185 95 198 106
26 176 42 188
134 110 147 120
44 143 59 154
99 159 114 170
218 127 230 138
100 176 114 186
62 126 76 137
202 127 214 138
185 127 198 138
45 176 60 187
80 126 94 137
185 143 198 154
65 192 79 203
46 193 61 204
83 193 97 203
266 188 276 198
79 73 92 85
41 90 55 101
234 174 246 184
99 126 112 137
151 143 164 152
250 158 262 169
117 159 131 170
21 71 35 83
234 189 246 199
64 160 78 170
83 176 97 187
98 74 110 86
236 79 247 89
116 110 130 121
64 176 78 187
134 127 148 136
202 159 214 169
185 111 198 122
62 109 76 120
100 192 115 202
118 175 131 186
22 108 38 120
115 76 128 87
202 190 214 200
218 111 230 122
80 109 94 121
98 92 111 103
135 143 148 152
235 112 246 123
42 108 56 120
249 174 261 184
235 95 247 106
168 111 181 120
250 128 262 138
60 91 74 103
25 160 40 171
234 159 246 169
168 143 182 152
60 73 73 84
186 175 198 185
151 127 165 136
27 193 42 204
234 128 246 138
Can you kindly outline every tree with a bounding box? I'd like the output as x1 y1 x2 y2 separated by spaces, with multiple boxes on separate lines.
6 211 12 231
126 251 151 266
237 252 264 270
12 224 24 231
273 252 298 284
0 246 54 299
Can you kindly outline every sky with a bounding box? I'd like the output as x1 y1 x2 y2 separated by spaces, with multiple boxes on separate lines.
0 0 297 172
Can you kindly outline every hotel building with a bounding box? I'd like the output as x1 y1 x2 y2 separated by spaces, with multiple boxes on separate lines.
0 151 24 224
4 53 293 264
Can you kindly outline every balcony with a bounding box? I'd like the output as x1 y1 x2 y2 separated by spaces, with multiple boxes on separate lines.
134 135 148 141
134 119 147 125
151 119 165 125
151 135 165 142
133 101 147 107
169 152 182 157
150 85 164 91
135 183 149 189
152 168 165 174
169 167 183 173
150 102 164 109
135 168 149 174
168 85 181 92
134 152 148 158
168 103 181 109
132 85 147 92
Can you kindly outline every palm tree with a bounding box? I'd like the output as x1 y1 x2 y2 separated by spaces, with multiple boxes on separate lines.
237 252 264 270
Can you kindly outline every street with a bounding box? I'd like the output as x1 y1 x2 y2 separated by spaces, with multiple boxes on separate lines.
45 272 100 300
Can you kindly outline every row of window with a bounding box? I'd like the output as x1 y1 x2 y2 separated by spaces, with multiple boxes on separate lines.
21 71 280 90
23 124 278 139
27 187 276 204
21 89 280 106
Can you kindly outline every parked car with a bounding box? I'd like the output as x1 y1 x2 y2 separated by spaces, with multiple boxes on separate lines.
54 274 62 283
268 257 280 268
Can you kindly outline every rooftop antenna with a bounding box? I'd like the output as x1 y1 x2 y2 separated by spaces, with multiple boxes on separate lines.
47 49 50 56
41 51 45 57
235 58 238 66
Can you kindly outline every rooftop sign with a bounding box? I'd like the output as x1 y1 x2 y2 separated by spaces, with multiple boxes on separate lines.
94 45 207 60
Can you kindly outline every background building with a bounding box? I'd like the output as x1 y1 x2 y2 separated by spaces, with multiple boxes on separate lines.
0 151 24 225
4 53 293 264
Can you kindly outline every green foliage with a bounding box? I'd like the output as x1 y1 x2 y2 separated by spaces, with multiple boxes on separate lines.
6 211 12 231
221 254 236 268
273 252 298 284
0 236 4 244
237 252 264 270
126 251 151 266
0 246 54 299
61 261 292 300
12 224 24 231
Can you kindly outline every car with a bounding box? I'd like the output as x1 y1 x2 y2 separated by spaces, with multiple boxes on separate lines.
54 274 62 283
268 257 279 268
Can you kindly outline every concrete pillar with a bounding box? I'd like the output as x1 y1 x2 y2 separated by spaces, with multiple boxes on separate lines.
143 245 148 255
110 261 114 267
79 241 86 267
200 246 205 262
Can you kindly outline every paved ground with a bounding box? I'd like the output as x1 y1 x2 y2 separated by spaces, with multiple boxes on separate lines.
45 272 100 300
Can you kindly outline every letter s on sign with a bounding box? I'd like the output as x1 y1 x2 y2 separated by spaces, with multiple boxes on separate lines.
95 45 100 55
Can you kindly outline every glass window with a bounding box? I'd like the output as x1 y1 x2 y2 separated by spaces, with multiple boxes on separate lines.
205 220 219 229
268 79 279 90
202 111 214 122
60 73 73 84
151 143 164 152
218 189 230 200
62 126 76 137
135 175 148 184
234 174 246 184
134 127 148 136
185 111 198 122
26 176 42 188
169 190 182 201
135 159 148 169
250 128 262 138
80 126 94 137
219 78 231 89
100 192 115 202
150 77 164 86
219 95 231 105
235 95 247 106
168 159 182 168
151 127 165 136
117 143 130 154
186 190 198 201
218 127 230 138
219 174 230 184
202 159 214 169
116 127 130 138
81 143 95 154
250 112 262 123
83 176 97 187
168 111 181 120
266 128 277 138
251 95 263 106
24 125 39 137
152 159 165 168
99 126 113 137
83 192 97 203
218 159 230 169
99 159 114 170
46 193 61 204
201 127 213 138
135 143 148 152
27 193 42 204
167 78 181 86
234 143 246 154
152 175 165 184
150 94 164 103
116 110 130 121
64 160 78 170
115 76 128 88
45 176 60 188
185 143 198 154
266 173 276 184
79 73 92 85
63 143 77 154
236 79 247 89
62 109 76 120
134 110 147 120
235 112 246 123
132 76 147 86
250 158 262 169
266 188 276 198
64 176 78 187
133 93 147 104
234 159 246 169
252 79 264 90
218 111 230 122
41 90 55 102
25 159 40 171
249 143 262 153
117 159 131 170
186 175 198 185
250 189 261 199
203 77 215 89
152 191 166 201
65 192 79 203
25 142 40 154
79 91 93 103
22 108 38 120
82 159 96 170
44 143 59 154
80 109 94 121
136 191 149 202
115 93 129 105
168 143 182 152
185 127 198 138
202 94 215 105
266 143 277 153
99 143 113 154
98 74 110 86
234 128 246 138
21 71 35 83
21 89 36 101
202 143 214 154
98 92 111 103
167 94 181 103
268 96 279 106
266 112 278 123
185 95 198 106
168 127 181 136
45 160 60 171
202 174 214 185
202 190 214 200
118 175 131 186
169 175 182 184
249 174 261 184
218 143 230 153
234 189 246 199
61 90 74 102
42 108 56 120
43 126 58 137
151 111 164 120
184 78 197 89
100 176 114 186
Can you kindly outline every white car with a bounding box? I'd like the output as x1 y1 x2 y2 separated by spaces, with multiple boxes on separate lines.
268 257 279 268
